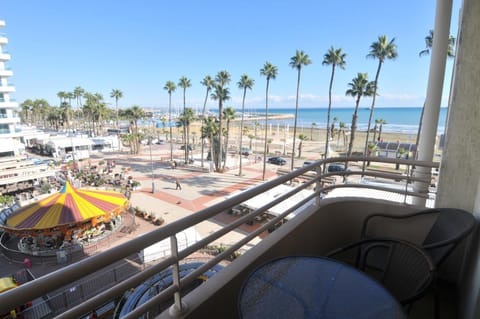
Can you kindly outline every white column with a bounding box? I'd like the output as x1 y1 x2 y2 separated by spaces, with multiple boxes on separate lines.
413 0 453 206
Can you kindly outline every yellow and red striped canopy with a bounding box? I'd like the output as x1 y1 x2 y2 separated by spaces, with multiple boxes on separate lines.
6 182 128 230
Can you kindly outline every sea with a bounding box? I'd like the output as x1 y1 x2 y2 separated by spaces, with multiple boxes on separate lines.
149 106 447 136
229 107 448 135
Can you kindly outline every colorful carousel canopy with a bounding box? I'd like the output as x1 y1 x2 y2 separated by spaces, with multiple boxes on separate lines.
4 182 128 232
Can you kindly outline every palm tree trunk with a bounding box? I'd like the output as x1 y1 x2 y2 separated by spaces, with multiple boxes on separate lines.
414 104 425 159
210 133 215 171
262 80 270 180
348 96 362 157
169 94 173 161
200 89 209 168
324 65 335 160
217 100 223 172
291 68 302 171
223 122 229 169
239 89 246 176
363 62 383 156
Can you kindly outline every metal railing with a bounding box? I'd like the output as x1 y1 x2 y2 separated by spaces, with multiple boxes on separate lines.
0 156 439 317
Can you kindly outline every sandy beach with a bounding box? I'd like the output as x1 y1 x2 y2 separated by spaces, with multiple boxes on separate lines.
174 121 419 159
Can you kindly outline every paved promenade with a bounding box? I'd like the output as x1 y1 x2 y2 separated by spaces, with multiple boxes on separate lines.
105 149 280 247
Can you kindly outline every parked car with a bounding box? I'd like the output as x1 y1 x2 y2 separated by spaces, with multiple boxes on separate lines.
42 159 57 166
157 139 165 145
327 163 350 172
28 158 43 165
240 147 251 156
267 157 287 165
303 160 318 171
180 145 193 151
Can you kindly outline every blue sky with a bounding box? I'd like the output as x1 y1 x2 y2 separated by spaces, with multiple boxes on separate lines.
2 1 461 111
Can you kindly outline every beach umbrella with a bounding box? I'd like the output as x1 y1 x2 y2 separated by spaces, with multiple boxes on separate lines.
2 182 128 235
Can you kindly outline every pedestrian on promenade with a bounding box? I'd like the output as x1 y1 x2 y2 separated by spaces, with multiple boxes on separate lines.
175 177 182 190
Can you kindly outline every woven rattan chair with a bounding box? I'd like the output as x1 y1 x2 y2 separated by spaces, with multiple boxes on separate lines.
361 208 476 317
326 238 435 306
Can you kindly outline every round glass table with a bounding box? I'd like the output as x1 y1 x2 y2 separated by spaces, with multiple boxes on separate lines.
239 256 406 319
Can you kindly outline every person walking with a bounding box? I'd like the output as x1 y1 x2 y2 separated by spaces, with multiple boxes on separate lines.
175 177 182 190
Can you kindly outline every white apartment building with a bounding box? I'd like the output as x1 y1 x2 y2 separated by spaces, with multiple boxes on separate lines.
0 20 22 158
0 20 55 195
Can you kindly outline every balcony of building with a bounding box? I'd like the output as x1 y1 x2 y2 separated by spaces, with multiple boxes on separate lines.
0 84 15 93
0 156 475 319
0 53 11 62
0 114 20 124
0 68 14 77
0 99 18 109
0 33 7 45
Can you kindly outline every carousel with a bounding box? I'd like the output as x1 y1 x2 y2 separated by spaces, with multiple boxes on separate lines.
0 181 129 255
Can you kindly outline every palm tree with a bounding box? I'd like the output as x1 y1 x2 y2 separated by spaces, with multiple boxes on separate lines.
266 138 273 154
345 73 375 157
260 62 278 180
289 50 312 171
419 29 456 58
178 76 192 163
297 134 308 158
310 122 317 140
110 89 123 129
200 75 214 168
178 107 195 161
59 101 71 130
254 121 260 152
20 99 33 125
372 118 380 142
73 86 85 109
377 119 387 142
202 116 218 167
73 86 85 129
337 121 347 147
164 81 177 161
57 91 67 106
35 99 49 128
363 36 398 160
237 74 254 176
322 47 346 159
331 116 338 140
210 71 231 172
223 106 236 169
124 105 145 154
248 134 254 150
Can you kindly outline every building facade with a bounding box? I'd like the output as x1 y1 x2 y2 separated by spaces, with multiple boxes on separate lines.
0 20 22 158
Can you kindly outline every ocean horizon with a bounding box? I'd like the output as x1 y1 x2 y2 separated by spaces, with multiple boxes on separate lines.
149 106 447 136
210 106 448 135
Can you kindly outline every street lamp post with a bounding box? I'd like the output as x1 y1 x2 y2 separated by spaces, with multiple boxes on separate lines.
149 137 155 193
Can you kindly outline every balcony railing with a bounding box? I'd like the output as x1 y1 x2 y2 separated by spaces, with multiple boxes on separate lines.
0 98 17 102
0 156 439 318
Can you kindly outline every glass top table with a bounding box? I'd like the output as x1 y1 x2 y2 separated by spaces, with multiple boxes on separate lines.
239 256 406 319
